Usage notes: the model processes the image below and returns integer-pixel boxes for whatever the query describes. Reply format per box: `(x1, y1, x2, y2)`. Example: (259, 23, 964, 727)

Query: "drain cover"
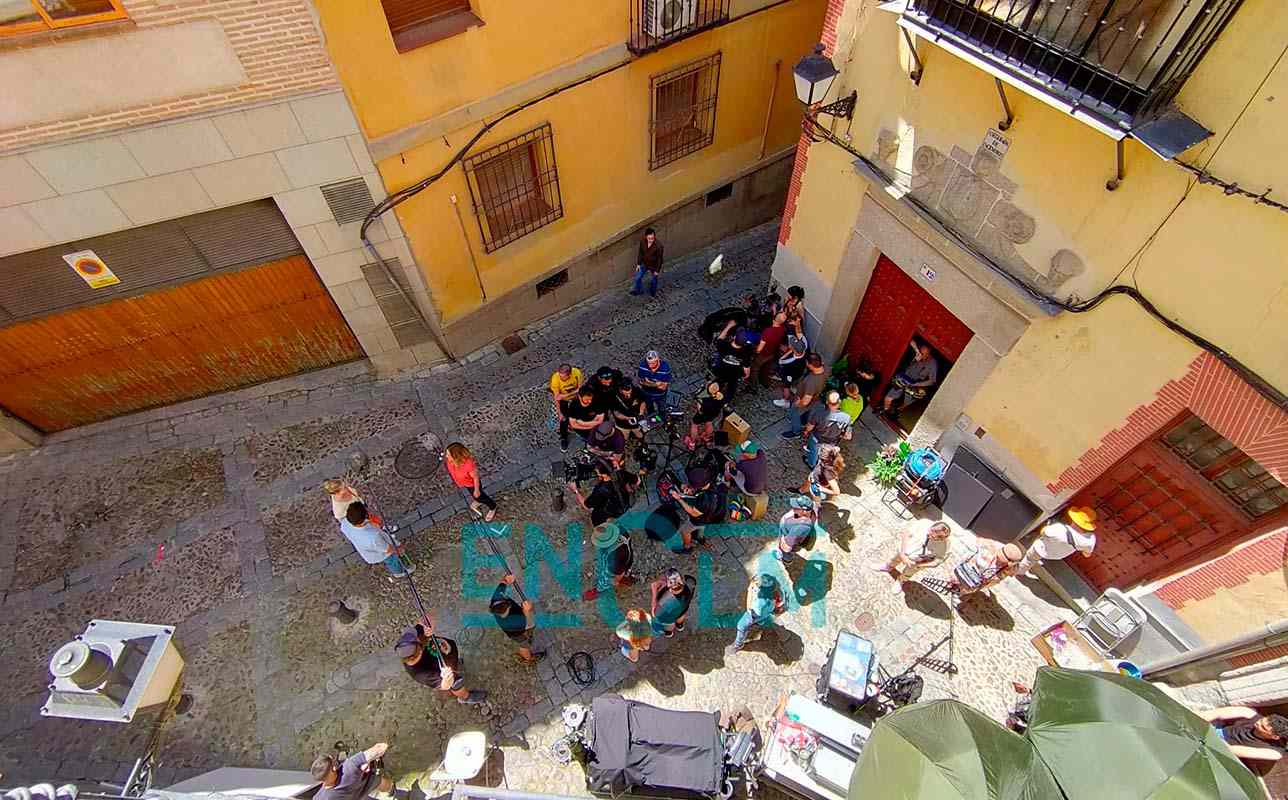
(853, 612, 875, 632)
(500, 334, 527, 354)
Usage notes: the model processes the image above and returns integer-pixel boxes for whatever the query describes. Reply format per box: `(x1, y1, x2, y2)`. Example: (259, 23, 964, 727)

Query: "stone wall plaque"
(983, 128, 1011, 160)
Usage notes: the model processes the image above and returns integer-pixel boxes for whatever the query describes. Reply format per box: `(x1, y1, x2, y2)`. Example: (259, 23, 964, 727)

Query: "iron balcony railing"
(904, 0, 1244, 127)
(628, 0, 731, 54)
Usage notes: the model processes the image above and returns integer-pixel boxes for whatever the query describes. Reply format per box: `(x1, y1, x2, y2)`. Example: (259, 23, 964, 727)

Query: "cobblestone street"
(0, 222, 1074, 796)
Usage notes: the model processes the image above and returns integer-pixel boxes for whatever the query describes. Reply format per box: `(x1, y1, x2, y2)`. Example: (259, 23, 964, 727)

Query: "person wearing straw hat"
(616, 608, 654, 662)
(583, 523, 636, 601)
(1018, 506, 1097, 575)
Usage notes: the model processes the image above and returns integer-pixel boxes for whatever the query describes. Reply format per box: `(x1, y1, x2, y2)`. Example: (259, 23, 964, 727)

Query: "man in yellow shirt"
(550, 363, 584, 452)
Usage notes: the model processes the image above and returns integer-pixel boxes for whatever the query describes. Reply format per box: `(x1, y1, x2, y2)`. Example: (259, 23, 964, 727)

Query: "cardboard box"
(722, 412, 750, 446)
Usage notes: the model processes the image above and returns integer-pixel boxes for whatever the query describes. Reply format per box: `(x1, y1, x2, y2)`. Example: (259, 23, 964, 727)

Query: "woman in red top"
(445, 443, 497, 521)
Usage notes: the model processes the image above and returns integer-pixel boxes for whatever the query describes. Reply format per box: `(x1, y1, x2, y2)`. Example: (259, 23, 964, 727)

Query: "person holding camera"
(395, 616, 487, 705)
(870, 521, 952, 593)
(612, 381, 647, 442)
(665, 468, 717, 552)
(490, 574, 545, 664)
(586, 418, 626, 467)
(572, 460, 638, 526)
(311, 742, 392, 800)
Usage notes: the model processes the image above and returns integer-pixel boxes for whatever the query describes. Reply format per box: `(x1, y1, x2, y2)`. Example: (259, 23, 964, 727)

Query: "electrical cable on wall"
(799, 113, 1287, 412)
(354, 0, 802, 360)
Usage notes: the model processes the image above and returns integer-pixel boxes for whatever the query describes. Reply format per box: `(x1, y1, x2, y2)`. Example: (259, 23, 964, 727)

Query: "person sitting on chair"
(1198, 707, 1287, 765)
(882, 342, 939, 416)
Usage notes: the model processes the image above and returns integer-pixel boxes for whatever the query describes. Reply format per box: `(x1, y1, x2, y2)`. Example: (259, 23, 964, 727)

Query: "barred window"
(649, 53, 721, 170)
(463, 123, 563, 253)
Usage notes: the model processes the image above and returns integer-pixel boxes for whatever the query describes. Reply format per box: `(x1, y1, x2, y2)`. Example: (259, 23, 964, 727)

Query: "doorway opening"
(843, 255, 973, 434)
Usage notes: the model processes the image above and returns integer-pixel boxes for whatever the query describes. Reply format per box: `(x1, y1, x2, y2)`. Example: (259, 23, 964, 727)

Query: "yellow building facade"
(312, 0, 828, 357)
(777, 0, 1287, 661)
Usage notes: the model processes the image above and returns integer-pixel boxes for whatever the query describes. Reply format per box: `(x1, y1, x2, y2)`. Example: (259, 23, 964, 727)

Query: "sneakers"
(616, 575, 638, 588)
(891, 580, 907, 595)
(780, 430, 800, 440)
(772, 399, 790, 409)
(869, 562, 892, 574)
(674, 620, 686, 632)
(581, 587, 601, 601)
(664, 628, 675, 638)
(458, 689, 488, 705)
(523, 650, 548, 664)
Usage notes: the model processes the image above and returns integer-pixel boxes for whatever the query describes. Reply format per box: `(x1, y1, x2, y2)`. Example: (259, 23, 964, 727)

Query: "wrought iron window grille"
(649, 53, 722, 170)
(629, 0, 731, 54)
(463, 123, 564, 253)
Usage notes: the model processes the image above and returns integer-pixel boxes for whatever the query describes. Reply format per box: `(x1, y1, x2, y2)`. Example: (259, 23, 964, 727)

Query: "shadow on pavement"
(900, 581, 951, 620)
(954, 592, 1017, 631)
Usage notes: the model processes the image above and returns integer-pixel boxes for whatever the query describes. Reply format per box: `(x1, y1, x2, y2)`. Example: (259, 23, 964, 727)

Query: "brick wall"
(1154, 528, 1288, 609)
(0, 0, 337, 153)
(777, 0, 846, 247)
(1048, 351, 1288, 495)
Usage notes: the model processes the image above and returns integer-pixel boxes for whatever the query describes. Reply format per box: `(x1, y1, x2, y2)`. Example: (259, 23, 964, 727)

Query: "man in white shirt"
(1018, 506, 1097, 575)
(870, 520, 952, 594)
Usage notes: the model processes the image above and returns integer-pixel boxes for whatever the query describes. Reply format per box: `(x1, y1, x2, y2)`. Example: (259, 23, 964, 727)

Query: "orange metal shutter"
(0, 256, 361, 432)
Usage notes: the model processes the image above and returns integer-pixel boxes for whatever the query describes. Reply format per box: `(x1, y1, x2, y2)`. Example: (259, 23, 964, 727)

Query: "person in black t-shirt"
(590, 366, 622, 412)
(1200, 707, 1288, 765)
(584, 522, 636, 600)
(395, 617, 486, 705)
(613, 381, 647, 442)
(564, 386, 605, 443)
(713, 327, 755, 400)
(489, 574, 545, 664)
(686, 380, 727, 450)
(311, 743, 390, 800)
(573, 460, 638, 525)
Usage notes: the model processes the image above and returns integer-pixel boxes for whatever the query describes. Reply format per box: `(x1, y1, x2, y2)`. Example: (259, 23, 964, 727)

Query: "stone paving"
(0, 221, 1079, 796)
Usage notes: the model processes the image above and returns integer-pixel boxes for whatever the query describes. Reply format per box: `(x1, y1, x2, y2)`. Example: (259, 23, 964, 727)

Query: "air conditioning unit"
(644, 0, 698, 39)
(42, 619, 184, 723)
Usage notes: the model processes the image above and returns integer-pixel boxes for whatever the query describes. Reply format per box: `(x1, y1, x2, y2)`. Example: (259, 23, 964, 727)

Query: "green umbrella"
(1027, 667, 1266, 800)
(849, 700, 1061, 800)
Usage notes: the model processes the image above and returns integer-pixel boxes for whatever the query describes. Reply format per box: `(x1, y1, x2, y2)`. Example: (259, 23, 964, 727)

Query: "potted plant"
(866, 441, 911, 487)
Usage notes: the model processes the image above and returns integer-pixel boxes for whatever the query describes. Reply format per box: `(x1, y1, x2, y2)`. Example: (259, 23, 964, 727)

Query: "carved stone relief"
(870, 128, 1085, 295)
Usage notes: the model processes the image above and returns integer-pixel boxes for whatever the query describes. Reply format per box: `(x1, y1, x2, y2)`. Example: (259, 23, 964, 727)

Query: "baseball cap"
(789, 336, 807, 353)
(645, 350, 660, 361)
(736, 440, 760, 456)
(789, 494, 815, 510)
(595, 366, 616, 380)
(596, 418, 616, 434)
(394, 626, 422, 658)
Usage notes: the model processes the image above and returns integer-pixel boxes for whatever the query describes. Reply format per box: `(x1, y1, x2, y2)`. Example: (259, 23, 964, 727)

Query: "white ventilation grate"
(321, 178, 377, 225)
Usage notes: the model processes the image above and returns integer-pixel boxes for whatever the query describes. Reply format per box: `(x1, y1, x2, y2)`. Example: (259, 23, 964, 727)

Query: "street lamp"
(792, 43, 857, 121)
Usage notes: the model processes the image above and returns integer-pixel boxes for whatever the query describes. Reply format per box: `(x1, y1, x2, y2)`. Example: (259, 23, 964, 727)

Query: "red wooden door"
(844, 255, 973, 400)
(1068, 439, 1250, 591)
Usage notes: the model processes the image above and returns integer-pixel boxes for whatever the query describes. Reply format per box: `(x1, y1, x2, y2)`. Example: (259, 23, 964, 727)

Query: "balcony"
(628, 0, 731, 55)
(900, 0, 1245, 132)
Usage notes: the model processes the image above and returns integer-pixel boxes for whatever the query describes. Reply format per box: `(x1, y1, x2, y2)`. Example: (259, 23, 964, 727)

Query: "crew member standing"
(630, 227, 664, 298)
